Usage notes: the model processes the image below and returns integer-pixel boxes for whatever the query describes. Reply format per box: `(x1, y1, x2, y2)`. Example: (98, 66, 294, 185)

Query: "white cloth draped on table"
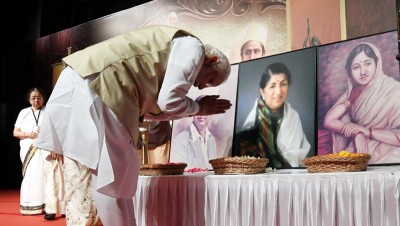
(134, 175, 207, 226)
(134, 167, 400, 226)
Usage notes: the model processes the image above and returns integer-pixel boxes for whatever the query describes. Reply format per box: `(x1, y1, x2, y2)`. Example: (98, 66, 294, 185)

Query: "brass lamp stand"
(139, 121, 150, 164)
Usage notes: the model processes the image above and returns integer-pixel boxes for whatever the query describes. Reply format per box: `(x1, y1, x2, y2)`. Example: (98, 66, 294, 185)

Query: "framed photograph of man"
(317, 30, 400, 165)
(233, 48, 317, 169)
(169, 64, 239, 170)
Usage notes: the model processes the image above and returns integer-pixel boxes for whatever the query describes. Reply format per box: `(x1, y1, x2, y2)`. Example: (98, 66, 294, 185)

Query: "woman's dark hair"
(26, 87, 46, 102)
(345, 43, 378, 77)
(260, 62, 291, 88)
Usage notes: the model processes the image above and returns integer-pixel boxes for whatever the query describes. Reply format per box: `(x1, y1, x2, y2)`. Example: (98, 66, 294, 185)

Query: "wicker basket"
(303, 154, 371, 173)
(140, 162, 187, 176)
(209, 157, 268, 175)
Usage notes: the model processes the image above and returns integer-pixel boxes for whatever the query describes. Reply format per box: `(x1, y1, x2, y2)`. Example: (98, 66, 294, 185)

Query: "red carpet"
(0, 189, 66, 226)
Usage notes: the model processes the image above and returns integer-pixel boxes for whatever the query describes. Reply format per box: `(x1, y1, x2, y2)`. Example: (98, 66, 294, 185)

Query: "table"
(133, 166, 400, 226)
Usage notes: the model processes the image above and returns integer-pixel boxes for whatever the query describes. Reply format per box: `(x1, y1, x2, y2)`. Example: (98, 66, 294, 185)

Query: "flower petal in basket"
(209, 157, 268, 175)
(140, 162, 187, 176)
(303, 154, 371, 173)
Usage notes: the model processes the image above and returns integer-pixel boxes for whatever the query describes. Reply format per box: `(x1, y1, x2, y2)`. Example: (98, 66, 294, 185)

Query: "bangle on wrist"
(354, 131, 364, 138)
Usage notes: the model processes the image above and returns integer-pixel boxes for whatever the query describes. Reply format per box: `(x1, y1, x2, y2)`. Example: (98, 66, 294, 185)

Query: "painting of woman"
(323, 42, 400, 163)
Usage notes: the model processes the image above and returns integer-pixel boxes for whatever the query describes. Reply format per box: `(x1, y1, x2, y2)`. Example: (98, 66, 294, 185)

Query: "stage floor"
(0, 189, 66, 226)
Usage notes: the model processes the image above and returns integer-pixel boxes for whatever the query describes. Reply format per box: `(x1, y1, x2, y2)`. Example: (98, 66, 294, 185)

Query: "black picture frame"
(232, 47, 317, 169)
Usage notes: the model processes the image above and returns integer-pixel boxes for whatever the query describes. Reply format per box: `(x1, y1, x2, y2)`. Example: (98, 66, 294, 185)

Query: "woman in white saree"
(13, 88, 46, 215)
(323, 42, 400, 163)
(13, 87, 65, 218)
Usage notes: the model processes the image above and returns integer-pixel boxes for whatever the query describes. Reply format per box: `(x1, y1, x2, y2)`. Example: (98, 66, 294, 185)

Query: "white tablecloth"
(133, 166, 400, 226)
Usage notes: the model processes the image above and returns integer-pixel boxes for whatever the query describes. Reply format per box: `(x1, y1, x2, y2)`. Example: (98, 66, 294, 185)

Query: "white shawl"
(243, 101, 310, 167)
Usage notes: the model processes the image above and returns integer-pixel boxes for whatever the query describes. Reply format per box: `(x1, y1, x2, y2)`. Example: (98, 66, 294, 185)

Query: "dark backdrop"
(0, 0, 150, 189)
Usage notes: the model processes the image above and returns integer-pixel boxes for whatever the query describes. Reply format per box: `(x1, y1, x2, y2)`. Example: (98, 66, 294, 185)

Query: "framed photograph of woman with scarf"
(318, 30, 400, 165)
(233, 48, 317, 169)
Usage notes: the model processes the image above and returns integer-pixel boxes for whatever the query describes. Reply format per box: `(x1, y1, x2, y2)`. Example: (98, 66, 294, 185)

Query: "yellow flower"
(339, 150, 350, 157)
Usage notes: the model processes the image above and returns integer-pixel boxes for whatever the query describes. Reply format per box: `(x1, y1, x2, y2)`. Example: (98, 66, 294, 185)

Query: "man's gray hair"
(204, 44, 231, 82)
